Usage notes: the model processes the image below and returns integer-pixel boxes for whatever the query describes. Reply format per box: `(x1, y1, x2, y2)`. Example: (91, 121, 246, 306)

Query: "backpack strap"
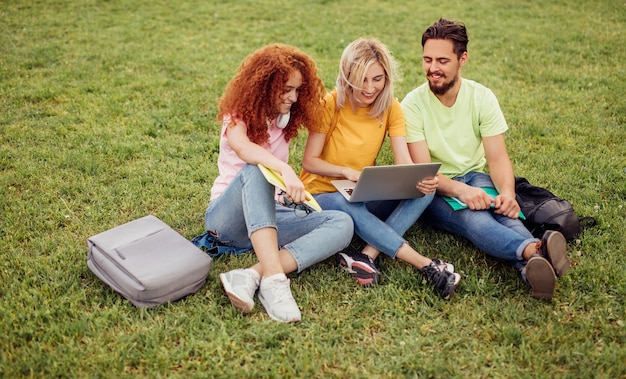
(191, 231, 249, 258)
(579, 216, 597, 230)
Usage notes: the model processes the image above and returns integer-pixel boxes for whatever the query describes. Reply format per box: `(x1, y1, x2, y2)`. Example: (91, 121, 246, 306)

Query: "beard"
(428, 73, 458, 96)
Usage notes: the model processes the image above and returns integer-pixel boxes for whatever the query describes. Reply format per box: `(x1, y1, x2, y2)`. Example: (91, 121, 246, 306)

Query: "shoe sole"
(440, 273, 461, 300)
(258, 293, 301, 323)
(258, 291, 302, 322)
(219, 273, 254, 313)
(544, 231, 569, 278)
(350, 262, 381, 288)
(526, 256, 556, 300)
(338, 254, 381, 287)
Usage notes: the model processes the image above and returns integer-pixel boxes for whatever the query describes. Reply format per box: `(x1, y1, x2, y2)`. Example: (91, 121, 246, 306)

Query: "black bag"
(514, 177, 595, 241)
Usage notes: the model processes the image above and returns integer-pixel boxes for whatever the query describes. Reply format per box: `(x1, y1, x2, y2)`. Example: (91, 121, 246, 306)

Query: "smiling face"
(354, 62, 386, 108)
(276, 69, 303, 115)
(422, 39, 467, 96)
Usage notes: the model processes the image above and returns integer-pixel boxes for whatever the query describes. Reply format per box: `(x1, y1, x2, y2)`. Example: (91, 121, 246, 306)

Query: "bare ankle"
(361, 245, 379, 260)
(523, 243, 537, 261)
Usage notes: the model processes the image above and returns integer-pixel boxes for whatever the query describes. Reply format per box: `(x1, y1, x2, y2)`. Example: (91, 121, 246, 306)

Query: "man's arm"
(408, 140, 470, 202)
(483, 134, 521, 218)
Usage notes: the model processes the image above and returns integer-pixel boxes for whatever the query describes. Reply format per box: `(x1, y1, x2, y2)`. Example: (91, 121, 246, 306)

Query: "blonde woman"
(300, 38, 460, 299)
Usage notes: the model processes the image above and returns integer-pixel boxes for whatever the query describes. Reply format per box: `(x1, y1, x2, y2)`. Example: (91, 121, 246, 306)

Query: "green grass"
(1, 0, 625, 377)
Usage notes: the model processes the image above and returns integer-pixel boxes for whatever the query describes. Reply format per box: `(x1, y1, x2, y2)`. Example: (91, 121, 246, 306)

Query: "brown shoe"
(537, 230, 569, 278)
(525, 255, 556, 300)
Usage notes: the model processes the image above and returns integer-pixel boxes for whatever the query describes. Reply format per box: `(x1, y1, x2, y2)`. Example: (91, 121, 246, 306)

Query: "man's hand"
(493, 193, 521, 219)
(458, 185, 495, 210)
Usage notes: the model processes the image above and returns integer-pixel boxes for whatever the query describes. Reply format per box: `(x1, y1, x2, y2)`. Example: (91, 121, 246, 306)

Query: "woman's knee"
(239, 164, 266, 184)
(323, 210, 354, 243)
(336, 211, 355, 237)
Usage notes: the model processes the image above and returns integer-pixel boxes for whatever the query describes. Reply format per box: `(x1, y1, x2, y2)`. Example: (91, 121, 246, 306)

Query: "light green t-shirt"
(401, 78, 508, 178)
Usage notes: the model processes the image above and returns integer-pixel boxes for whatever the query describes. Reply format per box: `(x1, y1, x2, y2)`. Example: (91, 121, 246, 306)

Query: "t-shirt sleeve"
(401, 89, 425, 143)
(387, 98, 406, 137)
(478, 87, 508, 137)
(311, 92, 336, 134)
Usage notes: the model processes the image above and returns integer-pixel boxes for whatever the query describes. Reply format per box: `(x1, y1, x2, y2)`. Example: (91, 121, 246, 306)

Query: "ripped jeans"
(205, 164, 354, 272)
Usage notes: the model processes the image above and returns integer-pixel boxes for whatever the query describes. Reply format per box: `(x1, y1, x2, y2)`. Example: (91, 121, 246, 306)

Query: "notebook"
(442, 187, 500, 211)
(331, 163, 441, 202)
(442, 187, 526, 219)
(258, 164, 322, 212)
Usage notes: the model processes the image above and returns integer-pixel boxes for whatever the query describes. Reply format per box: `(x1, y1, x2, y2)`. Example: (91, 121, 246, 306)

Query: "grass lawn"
(1, 0, 625, 377)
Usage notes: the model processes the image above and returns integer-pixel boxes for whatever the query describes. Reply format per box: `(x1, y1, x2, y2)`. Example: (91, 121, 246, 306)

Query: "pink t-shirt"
(210, 115, 290, 200)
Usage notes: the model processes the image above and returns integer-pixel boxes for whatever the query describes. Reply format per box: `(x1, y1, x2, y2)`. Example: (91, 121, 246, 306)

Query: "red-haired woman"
(204, 45, 353, 322)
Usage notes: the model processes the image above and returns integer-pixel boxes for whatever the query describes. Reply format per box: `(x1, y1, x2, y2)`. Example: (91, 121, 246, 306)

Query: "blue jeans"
(421, 172, 538, 270)
(313, 192, 434, 258)
(205, 164, 354, 272)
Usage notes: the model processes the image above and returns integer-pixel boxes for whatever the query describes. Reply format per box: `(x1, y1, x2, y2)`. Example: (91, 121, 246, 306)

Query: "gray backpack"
(87, 215, 212, 307)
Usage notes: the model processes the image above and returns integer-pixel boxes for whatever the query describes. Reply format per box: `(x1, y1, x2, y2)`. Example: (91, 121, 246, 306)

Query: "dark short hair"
(422, 18, 469, 59)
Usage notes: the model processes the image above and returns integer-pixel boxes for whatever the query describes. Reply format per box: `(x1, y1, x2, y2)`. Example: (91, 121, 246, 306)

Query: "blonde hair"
(335, 37, 399, 118)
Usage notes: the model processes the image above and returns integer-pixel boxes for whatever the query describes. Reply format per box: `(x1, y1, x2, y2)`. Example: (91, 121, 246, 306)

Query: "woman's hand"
(281, 166, 308, 204)
(416, 173, 439, 195)
(341, 167, 361, 182)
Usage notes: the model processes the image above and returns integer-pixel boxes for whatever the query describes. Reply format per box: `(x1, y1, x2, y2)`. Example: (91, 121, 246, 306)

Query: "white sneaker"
(258, 273, 301, 323)
(219, 269, 260, 313)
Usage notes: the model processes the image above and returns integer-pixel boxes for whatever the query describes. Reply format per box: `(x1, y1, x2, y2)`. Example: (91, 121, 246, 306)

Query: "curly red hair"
(217, 44, 326, 145)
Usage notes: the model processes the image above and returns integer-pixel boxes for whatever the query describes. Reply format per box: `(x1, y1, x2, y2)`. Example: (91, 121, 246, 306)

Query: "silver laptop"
(331, 163, 441, 202)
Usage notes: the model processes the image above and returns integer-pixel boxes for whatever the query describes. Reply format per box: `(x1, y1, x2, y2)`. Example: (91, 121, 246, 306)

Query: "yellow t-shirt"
(301, 90, 406, 194)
